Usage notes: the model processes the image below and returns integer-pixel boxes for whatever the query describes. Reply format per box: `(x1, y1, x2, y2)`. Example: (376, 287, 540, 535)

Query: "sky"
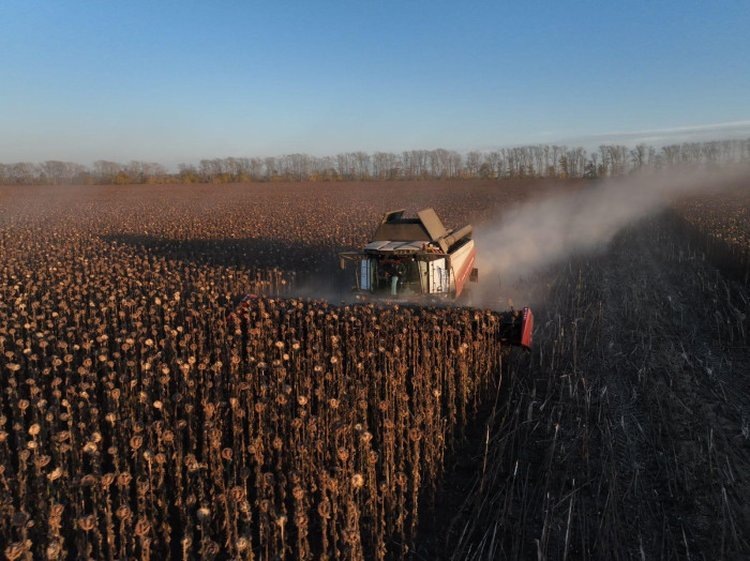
(1, 1, 749, 165)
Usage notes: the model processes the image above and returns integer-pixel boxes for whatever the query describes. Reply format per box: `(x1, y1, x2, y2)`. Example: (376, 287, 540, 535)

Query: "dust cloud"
(474, 165, 750, 307)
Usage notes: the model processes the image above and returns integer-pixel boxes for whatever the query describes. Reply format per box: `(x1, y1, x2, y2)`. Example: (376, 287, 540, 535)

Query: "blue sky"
(1, 1, 749, 165)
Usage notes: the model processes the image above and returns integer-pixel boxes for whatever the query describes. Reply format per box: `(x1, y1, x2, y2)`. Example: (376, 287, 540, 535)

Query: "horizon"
(2, 1, 749, 164)
(2, 134, 750, 172)
(2, 123, 750, 170)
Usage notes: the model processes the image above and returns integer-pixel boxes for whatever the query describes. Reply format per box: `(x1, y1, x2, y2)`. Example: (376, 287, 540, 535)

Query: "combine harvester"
(339, 208, 534, 350)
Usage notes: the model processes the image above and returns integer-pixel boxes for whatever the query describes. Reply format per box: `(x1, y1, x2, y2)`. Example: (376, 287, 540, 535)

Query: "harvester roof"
(372, 208, 448, 242)
(369, 208, 472, 254)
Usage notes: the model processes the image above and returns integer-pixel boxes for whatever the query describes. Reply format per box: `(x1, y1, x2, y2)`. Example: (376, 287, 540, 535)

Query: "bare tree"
(93, 160, 122, 184)
(465, 151, 482, 177)
(264, 157, 277, 180)
(353, 151, 371, 180)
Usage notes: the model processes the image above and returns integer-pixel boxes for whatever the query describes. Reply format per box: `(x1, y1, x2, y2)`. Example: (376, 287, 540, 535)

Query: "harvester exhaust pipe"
(439, 225, 473, 252)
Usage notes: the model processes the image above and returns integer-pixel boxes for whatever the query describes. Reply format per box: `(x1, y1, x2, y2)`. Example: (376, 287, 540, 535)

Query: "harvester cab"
(339, 208, 477, 299)
(339, 208, 534, 349)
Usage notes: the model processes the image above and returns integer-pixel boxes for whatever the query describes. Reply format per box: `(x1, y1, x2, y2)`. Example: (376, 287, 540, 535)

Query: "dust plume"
(474, 165, 750, 306)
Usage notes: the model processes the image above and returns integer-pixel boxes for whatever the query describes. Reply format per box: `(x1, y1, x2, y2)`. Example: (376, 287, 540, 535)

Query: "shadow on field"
(102, 233, 354, 295)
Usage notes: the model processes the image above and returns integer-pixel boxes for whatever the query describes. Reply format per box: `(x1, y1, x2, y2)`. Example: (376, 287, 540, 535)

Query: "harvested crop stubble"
(437, 216, 750, 560)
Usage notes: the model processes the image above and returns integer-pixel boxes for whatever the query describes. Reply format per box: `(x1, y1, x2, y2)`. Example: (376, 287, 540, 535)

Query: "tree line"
(1, 139, 748, 185)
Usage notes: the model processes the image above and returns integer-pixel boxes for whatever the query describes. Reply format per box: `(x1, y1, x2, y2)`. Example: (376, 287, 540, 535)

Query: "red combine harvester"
(229, 208, 533, 350)
(339, 208, 534, 350)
